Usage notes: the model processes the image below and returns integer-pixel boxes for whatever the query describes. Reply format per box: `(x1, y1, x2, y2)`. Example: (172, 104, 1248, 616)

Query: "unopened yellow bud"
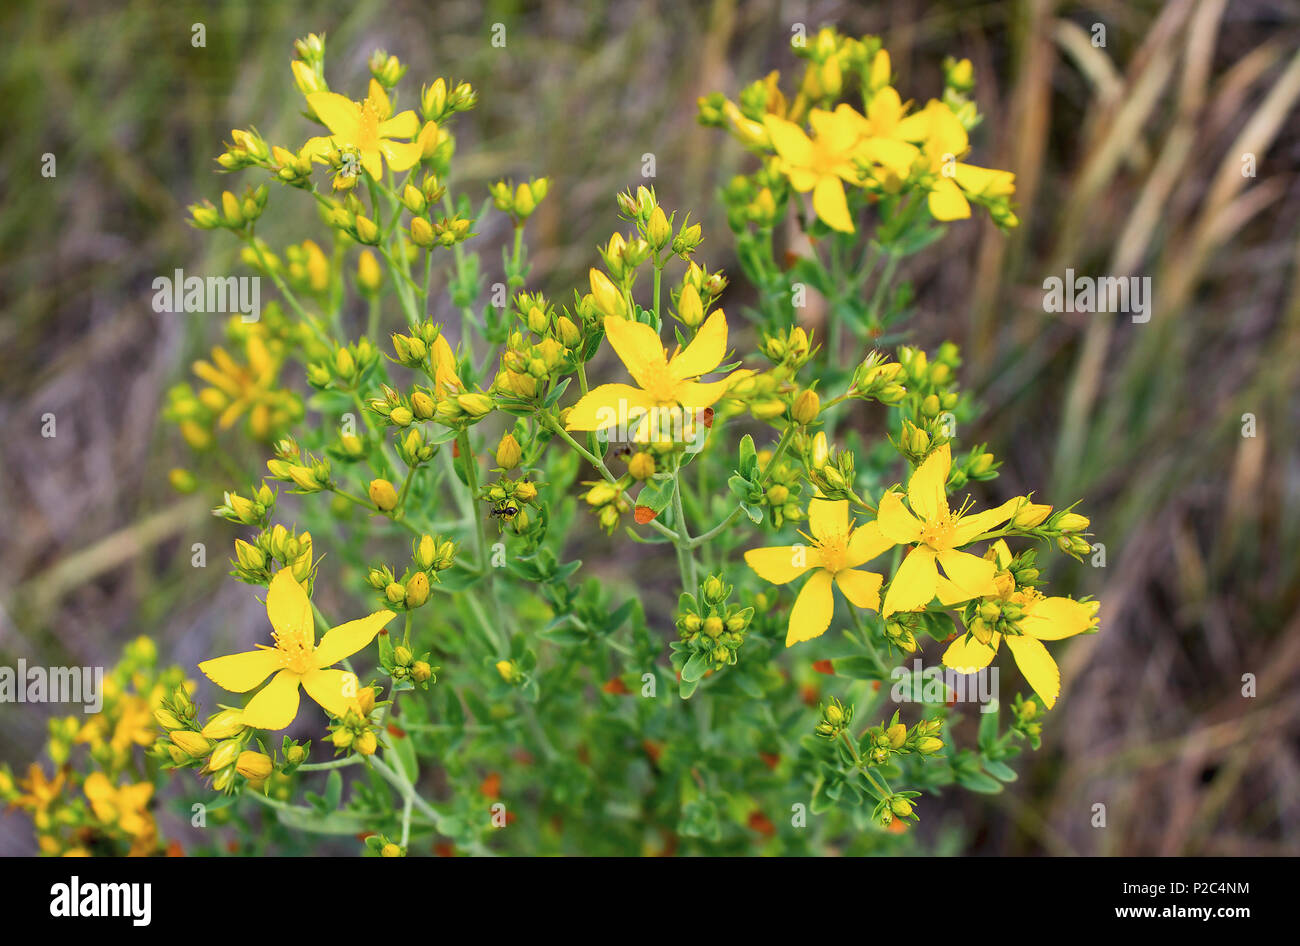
(200, 710, 246, 740)
(677, 284, 704, 328)
(588, 269, 626, 318)
(369, 478, 399, 511)
(628, 452, 656, 480)
(496, 433, 522, 470)
(235, 751, 273, 781)
(357, 251, 383, 293)
(792, 389, 821, 425)
(405, 571, 430, 607)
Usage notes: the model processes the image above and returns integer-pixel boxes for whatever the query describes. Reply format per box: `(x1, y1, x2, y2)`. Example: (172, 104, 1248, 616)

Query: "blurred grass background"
(2, 0, 1298, 855)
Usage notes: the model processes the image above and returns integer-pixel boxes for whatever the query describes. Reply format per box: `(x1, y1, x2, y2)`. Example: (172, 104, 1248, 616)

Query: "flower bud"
(235, 751, 273, 781)
(369, 478, 399, 511)
(496, 433, 522, 470)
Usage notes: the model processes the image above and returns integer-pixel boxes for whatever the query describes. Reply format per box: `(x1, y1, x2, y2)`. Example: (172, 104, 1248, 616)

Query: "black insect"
(489, 505, 519, 520)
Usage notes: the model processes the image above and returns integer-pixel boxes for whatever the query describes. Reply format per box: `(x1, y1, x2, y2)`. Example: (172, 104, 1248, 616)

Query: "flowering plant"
(6, 28, 1098, 856)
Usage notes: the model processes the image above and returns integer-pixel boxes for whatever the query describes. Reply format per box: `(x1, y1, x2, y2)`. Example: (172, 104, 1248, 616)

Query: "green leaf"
(977, 699, 1000, 751)
(983, 759, 1018, 782)
(681, 650, 710, 683)
(955, 770, 1004, 794)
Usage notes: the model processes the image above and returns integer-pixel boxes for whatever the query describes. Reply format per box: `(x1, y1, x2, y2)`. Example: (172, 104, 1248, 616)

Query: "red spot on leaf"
(759, 752, 781, 770)
(634, 505, 657, 524)
(602, 677, 630, 694)
(386, 723, 406, 738)
(480, 772, 501, 799)
(812, 659, 834, 675)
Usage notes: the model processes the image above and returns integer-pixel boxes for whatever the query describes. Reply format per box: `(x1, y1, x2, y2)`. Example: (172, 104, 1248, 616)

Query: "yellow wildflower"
(565, 312, 751, 432)
(877, 444, 1020, 616)
(198, 569, 395, 730)
(304, 79, 423, 180)
(745, 498, 892, 646)
(895, 100, 1015, 221)
(763, 104, 916, 232)
(83, 773, 154, 839)
(192, 335, 282, 436)
(943, 541, 1099, 707)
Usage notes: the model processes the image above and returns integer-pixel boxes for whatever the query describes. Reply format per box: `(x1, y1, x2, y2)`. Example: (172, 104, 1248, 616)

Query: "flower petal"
(882, 545, 938, 616)
(846, 520, 894, 568)
(301, 667, 361, 720)
(359, 148, 384, 181)
(744, 545, 819, 585)
(674, 371, 753, 410)
(379, 110, 419, 139)
(877, 490, 922, 544)
(907, 444, 950, 523)
(564, 383, 652, 431)
(954, 162, 1015, 198)
(1021, 597, 1097, 641)
(603, 316, 667, 388)
(763, 114, 815, 169)
(936, 548, 999, 600)
(1004, 635, 1061, 708)
(786, 570, 835, 646)
(928, 176, 971, 221)
(313, 610, 395, 669)
(238, 670, 302, 731)
(668, 311, 727, 380)
(952, 498, 1020, 546)
(943, 630, 1000, 673)
(306, 92, 361, 139)
(380, 139, 423, 173)
(812, 175, 854, 232)
(835, 568, 883, 610)
(808, 497, 850, 543)
(266, 569, 313, 643)
(198, 648, 282, 694)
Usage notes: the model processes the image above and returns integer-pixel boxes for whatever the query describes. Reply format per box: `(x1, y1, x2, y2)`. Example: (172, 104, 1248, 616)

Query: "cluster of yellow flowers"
(62, 27, 1101, 854)
(1, 638, 188, 856)
(700, 28, 1017, 232)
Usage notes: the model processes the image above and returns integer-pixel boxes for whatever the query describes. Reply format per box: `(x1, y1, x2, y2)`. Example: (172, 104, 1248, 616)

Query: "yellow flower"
(565, 312, 751, 432)
(763, 104, 916, 232)
(14, 764, 64, 814)
(304, 79, 423, 181)
(942, 541, 1098, 707)
(895, 100, 1015, 221)
(876, 444, 1021, 616)
(745, 498, 892, 646)
(192, 335, 282, 435)
(83, 773, 154, 839)
(198, 569, 395, 730)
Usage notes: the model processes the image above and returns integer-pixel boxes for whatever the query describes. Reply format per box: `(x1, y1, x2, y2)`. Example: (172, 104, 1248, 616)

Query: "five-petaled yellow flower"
(745, 498, 893, 646)
(304, 79, 423, 181)
(764, 104, 916, 233)
(895, 99, 1015, 222)
(943, 540, 1098, 707)
(565, 311, 751, 433)
(199, 569, 394, 730)
(877, 444, 1020, 616)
